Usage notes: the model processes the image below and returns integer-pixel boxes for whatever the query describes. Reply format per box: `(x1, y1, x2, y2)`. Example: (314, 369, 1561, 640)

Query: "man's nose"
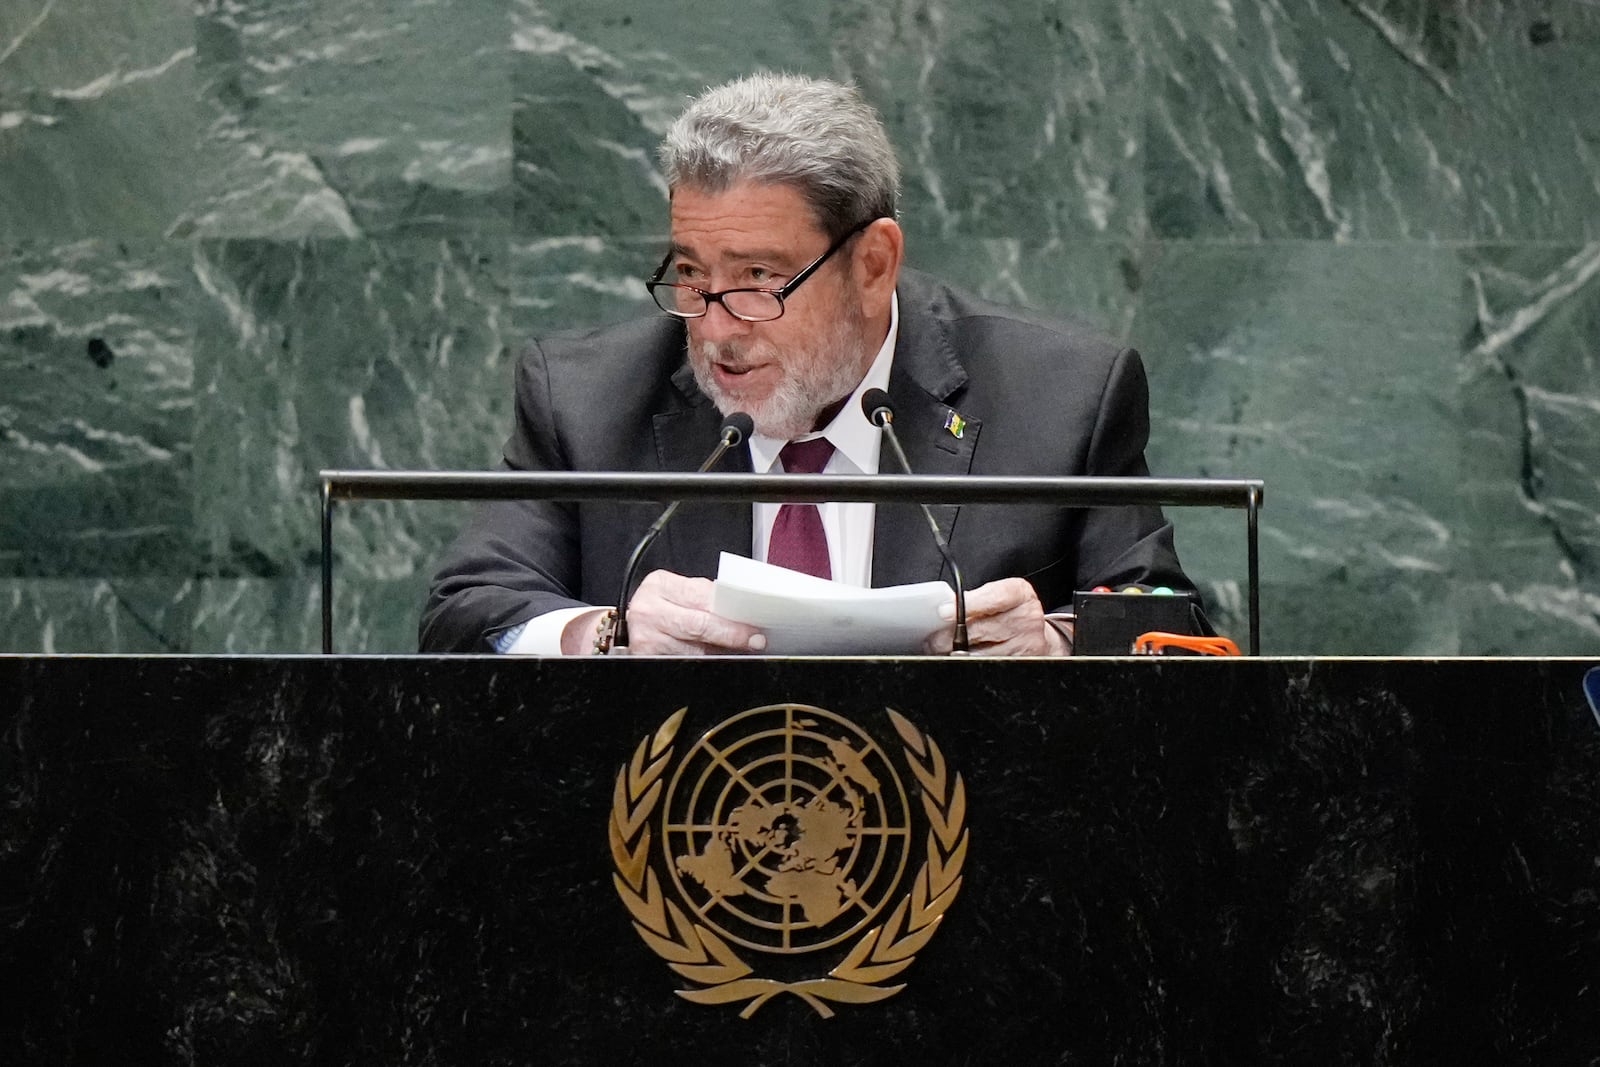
(693, 298, 751, 343)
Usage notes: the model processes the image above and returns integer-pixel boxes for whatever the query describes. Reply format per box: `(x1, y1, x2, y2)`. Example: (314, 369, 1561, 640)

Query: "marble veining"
(1461, 243, 1600, 650)
(184, 0, 511, 239)
(1, 0, 1597, 653)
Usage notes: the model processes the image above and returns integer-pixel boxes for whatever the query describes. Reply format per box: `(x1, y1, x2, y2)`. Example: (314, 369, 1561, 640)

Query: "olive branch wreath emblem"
(608, 707, 968, 1018)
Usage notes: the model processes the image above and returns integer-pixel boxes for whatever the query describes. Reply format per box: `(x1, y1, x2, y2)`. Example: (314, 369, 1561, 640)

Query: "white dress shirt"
(505, 295, 900, 654)
(746, 297, 897, 589)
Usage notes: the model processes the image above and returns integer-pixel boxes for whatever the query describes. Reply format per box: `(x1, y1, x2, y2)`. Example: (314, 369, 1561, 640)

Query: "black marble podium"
(4, 657, 1598, 1065)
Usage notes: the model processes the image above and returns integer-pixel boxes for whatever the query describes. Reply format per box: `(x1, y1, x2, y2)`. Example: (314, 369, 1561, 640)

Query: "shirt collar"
(749, 291, 899, 475)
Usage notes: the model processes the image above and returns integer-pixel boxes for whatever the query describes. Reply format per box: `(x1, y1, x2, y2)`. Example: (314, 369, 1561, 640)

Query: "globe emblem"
(662, 704, 912, 954)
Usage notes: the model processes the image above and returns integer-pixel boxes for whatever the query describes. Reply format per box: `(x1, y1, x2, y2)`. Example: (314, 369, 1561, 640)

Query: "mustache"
(692, 339, 763, 370)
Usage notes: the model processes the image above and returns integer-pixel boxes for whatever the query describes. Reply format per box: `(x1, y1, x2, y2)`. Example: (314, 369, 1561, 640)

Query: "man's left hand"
(927, 577, 1071, 656)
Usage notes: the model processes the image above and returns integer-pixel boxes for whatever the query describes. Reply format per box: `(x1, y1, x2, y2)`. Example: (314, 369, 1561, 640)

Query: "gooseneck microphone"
(860, 389, 970, 654)
(611, 411, 754, 652)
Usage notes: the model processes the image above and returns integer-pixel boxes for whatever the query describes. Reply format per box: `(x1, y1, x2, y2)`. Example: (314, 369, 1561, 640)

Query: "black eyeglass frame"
(646, 216, 879, 322)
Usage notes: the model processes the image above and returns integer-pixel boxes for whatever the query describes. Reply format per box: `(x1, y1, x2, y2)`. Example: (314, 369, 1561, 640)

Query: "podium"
(4, 656, 1598, 1063)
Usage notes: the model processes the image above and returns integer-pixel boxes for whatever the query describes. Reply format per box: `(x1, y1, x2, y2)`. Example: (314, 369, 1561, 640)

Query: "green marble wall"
(2, 0, 1596, 654)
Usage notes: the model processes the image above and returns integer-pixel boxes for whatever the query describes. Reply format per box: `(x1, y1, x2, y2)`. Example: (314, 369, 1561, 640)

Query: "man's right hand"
(599, 570, 767, 655)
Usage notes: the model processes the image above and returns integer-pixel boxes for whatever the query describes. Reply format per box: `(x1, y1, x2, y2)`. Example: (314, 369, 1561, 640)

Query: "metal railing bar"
(317, 470, 1266, 656)
(320, 470, 1264, 508)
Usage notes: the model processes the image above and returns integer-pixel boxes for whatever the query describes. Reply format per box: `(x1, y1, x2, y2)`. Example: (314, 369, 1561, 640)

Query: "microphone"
(611, 411, 754, 652)
(860, 388, 969, 654)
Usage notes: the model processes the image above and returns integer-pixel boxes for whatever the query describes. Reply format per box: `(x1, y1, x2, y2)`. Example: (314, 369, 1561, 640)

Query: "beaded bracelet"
(592, 608, 619, 655)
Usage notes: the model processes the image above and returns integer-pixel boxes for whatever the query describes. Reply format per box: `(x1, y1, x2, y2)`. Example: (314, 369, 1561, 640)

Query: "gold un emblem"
(609, 703, 968, 1018)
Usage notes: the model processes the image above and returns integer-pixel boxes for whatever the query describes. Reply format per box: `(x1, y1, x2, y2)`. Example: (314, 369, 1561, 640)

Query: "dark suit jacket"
(419, 269, 1196, 653)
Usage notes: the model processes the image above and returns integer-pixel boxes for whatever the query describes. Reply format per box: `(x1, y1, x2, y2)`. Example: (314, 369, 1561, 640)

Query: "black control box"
(1072, 589, 1206, 655)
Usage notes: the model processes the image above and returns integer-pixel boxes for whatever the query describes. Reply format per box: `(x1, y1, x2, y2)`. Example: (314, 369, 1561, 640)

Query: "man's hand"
(614, 570, 767, 655)
(927, 577, 1071, 657)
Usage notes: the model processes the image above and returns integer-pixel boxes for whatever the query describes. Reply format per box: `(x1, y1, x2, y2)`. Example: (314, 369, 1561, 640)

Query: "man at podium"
(421, 73, 1198, 656)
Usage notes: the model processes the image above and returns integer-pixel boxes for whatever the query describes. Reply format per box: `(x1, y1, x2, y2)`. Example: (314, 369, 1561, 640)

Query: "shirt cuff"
(491, 622, 528, 654)
(496, 606, 598, 655)
(1043, 612, 1076, 654)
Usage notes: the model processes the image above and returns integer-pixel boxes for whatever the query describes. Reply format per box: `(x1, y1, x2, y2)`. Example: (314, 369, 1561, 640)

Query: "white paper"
(711, 552, 955, 655)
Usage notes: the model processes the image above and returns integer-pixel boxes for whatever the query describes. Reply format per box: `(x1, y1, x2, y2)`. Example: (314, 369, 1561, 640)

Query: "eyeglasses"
(646, 217, 878, 322)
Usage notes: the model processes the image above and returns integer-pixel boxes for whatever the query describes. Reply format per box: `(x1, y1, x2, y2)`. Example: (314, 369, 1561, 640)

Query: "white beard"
(687, 304, 873, 440)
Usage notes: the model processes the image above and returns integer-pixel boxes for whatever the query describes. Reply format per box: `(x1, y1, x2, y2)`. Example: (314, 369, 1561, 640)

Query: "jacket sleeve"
(1067, 346, 1198, 600)
(418, 341, 592, 653)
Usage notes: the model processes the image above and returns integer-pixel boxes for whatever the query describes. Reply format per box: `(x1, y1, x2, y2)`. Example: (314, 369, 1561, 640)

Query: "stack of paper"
(710, 552, 955, 655)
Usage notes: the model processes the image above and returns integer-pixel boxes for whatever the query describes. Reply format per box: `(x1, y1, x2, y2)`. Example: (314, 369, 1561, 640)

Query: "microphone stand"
(864, 395, 970, 655)
(611, 414, 752, 652)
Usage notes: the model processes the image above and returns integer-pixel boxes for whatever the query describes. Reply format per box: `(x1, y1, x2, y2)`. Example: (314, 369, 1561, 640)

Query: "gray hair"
(659, 72, 900, 240)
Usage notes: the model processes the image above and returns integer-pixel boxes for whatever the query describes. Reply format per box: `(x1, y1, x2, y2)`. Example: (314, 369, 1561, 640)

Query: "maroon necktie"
(767, 438, 835, 579)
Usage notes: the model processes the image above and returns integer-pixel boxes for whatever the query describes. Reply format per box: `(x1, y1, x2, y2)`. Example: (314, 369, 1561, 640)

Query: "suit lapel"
(872, 276, 981, 588)
(655, 364, 753, 580)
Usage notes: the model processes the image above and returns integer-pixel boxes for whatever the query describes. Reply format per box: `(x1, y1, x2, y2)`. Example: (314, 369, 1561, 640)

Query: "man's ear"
(853, 218, 904, 318)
